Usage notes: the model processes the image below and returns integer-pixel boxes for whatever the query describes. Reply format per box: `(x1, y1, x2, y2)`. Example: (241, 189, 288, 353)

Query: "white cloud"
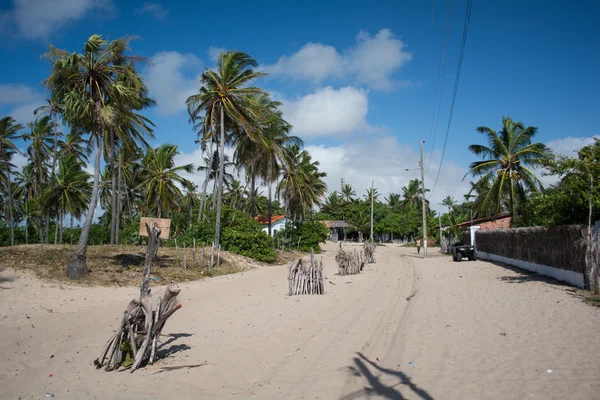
(546, 136, 599, 157)
(263, 29, 412, 90)
(281, 86, 370, 138)
(207, 47, 226, 63)
(135, 2, 167, 19)
(0, 0, 114, 40)
(144, 51, 203, 115)
(306, 136, 470, 214)
(0, 83, 46, 125)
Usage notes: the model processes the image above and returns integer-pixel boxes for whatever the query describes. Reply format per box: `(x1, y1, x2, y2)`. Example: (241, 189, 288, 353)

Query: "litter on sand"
(546, 369, 553, 373)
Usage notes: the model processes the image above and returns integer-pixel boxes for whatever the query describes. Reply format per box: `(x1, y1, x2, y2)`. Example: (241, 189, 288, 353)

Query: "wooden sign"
(139, 217, 172, 239)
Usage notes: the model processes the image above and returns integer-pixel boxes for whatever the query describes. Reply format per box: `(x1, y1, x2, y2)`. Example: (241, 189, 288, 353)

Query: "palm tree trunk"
(586, 174, 594, 290)
(214, 106, 225, 247)
(110, 133, 117, 245)
(4, 162, 14, 246)
(116, 158, 122, 245)
(268, 168, 273, 236)
(250, 174, 256, 217)
(54, 210, 59, 244)
(67, 133, 103, 279)
(59, 209, 63, 244)
(510, 171, 516, 224)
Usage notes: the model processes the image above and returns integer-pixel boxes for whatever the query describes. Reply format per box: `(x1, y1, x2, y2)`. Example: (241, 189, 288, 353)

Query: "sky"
(1, 0, 599, 213)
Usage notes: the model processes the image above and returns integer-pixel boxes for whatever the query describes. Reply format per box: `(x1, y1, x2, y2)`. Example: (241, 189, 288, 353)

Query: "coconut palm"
(224, 178, 246, 210)
(385, 193, 401, 208)
(341, 184, 356, 203)
(196, 149, 235, 214)
(321, 191, 343, 217)
(136, 144, 193, 218)
(34, 98, 63, 176)
(58, 128, 89, 166)
(181, 181, 200, 228)
(234, 93, 299, 234)
(0, 116, 24, 245)
(186, 50, 268, 247)
(22, 116, 54, 244)
(465, 116, 551, 218)
(440, 195, 457, 213)
(43, 156, 92, 242)
(44, 34, 154, 278)
(278, 144, 327, 220)
(401, 179, 429, 211)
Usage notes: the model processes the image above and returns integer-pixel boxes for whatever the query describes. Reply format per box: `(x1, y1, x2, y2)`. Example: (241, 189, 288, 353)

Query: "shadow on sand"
(493, 262, 573, 287)
(0, 272, 16, 289)
(341, 352, 434, 400)
(157, 333, 193, 358)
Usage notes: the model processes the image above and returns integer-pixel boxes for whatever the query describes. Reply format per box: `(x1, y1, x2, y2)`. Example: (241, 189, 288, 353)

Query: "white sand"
(1, 242, 599, 399)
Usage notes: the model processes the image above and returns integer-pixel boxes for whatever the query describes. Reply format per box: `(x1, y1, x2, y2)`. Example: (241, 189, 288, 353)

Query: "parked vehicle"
(451, 242, 477, 262)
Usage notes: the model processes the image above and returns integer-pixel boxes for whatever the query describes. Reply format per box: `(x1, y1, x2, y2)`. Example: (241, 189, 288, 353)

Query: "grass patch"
(582, 292, 600, 307)
(0, 244, 258, 287)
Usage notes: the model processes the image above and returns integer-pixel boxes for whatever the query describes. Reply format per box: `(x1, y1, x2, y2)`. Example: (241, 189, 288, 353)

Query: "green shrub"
(275, 219, 329, 252)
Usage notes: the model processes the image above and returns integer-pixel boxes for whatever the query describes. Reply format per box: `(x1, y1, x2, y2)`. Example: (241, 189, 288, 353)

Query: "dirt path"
(1, 242, 599, 399)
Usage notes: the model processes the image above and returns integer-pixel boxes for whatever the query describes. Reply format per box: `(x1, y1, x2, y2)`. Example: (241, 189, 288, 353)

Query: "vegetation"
(0, 30, 598, 284)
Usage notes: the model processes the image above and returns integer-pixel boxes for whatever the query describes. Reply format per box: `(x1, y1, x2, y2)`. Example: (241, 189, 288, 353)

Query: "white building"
(254, 215, 287, 237)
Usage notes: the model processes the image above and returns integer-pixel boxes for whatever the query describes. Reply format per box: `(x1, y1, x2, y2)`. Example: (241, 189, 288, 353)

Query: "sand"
(1, 242, 599, 399)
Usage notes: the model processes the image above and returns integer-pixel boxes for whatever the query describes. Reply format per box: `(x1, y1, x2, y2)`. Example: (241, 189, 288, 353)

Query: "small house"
(320, 220, 350, 241)
(456, 213, 512, 245)
(254, 215, 287, 237)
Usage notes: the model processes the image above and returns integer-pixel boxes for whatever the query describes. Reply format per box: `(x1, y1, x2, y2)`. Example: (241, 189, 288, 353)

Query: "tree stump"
(93, 223, 182, 372)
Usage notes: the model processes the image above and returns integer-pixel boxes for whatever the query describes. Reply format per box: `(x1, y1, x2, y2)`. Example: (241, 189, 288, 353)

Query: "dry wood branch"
(335, 244, 365, 275)
(364, 241, 376, 264)
(288, 249, 324, 296)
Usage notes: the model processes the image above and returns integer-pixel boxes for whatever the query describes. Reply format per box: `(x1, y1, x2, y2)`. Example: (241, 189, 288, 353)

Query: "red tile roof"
(254, 215, 286, 225)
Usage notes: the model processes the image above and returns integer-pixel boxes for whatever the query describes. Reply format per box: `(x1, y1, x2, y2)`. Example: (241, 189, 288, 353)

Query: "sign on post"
(139, 217, 172, 239)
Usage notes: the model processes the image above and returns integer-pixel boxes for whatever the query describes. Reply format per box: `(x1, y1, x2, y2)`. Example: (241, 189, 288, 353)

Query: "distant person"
(416, 239, 421, 254)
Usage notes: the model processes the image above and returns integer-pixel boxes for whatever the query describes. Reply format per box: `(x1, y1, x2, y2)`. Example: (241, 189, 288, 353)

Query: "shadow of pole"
(340, 352, 434, 400)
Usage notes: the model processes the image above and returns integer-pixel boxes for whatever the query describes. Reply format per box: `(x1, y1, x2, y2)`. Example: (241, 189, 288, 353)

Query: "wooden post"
(193, 238, 196, 267)
(211, 242, 214, 268)
(175, 238, 178, 250)
(217, 244, 221, 268)
(183, 242, 187, 269)
(201, 242, 205, 268)
(141, 222, 161, 299)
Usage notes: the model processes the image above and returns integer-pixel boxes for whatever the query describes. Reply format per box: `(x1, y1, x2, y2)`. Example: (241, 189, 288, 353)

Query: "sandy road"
(1, 241, 599, 399)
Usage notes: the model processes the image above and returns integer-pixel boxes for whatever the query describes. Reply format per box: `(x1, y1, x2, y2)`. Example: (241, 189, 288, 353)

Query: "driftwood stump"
(364, 241, 376, 264)
(288, 249, 324, 295)
(335, 243, 365, 275)
(94, 222, 182, 373)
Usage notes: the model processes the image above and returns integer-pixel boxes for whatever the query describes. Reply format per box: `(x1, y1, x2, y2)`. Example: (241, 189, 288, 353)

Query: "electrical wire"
(426, 0, 454, 162)
(430, 0, 472, 197)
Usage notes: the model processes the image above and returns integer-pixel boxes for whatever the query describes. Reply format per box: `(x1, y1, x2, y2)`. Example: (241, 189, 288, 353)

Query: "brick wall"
(479, 217, 511, 230)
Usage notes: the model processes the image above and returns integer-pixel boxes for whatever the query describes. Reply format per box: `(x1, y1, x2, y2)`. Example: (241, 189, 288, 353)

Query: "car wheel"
(456, 252, 462, 262)
(472, 252, 477, 261)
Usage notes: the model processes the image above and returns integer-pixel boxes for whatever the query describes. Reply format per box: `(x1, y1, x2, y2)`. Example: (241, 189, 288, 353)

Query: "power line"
(430, 0, 473, 197)
(426, 0, 454, 161)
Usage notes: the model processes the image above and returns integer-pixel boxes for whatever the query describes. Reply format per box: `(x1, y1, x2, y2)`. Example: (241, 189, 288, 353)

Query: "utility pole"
(370, 180, 374, 242)
(420, 138, 428, 258)
(439, 214, 443, 252)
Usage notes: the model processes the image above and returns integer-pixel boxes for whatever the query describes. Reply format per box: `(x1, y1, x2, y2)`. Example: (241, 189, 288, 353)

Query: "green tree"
(44, 34, 154, 278)
(465, 116, 551, 219)
(137, 144, 193, 218)
(187, 50, 267, 249)
(0, 116, 24, 245)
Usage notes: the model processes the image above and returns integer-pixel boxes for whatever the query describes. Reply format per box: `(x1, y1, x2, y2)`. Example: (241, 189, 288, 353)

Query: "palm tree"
(465, 116, 551, 218)
(43, 156, 92, 242)
(385, 193, 401, 208)
(277, 144, 327, 220)
(440, 195, 457, 213)
(58, 128, 89, 166)
(224, 178, 246, 210)
(402, 179, 429, 211)
(44, 34, 154, 278)
(181, 181, 200, 228)
(0, 116, 24, 246)
(196, 149, 235, 214)
(341, 184, 356, 202)
(364, 187, 380, 203)
(321, 191, 343, 217)
(136, 144, 193, 218)
(234, 93, 299, 234)
(186, 50, 268, 248)
(22, 116, 54, 244)
(34, 98, 63, 176)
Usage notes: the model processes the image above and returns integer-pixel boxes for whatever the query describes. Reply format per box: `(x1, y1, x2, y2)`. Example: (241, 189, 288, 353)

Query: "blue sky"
(1, 0, 599, 211)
